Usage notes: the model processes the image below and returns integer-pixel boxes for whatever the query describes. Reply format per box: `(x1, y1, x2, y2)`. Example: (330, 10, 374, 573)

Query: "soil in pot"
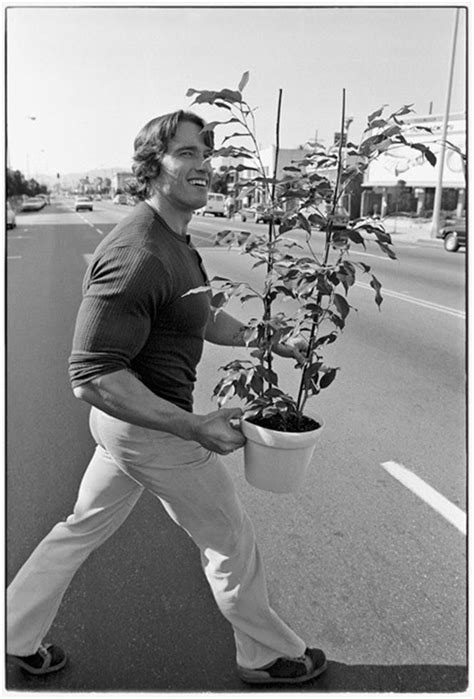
(246, 413, 321, 433)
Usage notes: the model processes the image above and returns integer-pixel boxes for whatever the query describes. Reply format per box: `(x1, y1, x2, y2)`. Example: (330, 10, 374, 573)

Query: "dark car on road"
(436, 216, 466, 252)
(113, 193, 128, 205)
(239, 204, 284, 224)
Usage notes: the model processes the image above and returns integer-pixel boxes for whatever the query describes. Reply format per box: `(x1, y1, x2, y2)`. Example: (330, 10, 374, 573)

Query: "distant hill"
(35, 166, 130, 189)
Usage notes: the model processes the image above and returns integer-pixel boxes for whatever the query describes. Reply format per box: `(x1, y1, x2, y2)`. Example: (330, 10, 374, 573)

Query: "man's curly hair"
(132, 110, 214, 200)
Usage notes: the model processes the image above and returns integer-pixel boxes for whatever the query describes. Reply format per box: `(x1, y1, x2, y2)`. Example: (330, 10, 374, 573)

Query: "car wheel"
(241, 214, 247, 222)
(444, 232, 459, 252)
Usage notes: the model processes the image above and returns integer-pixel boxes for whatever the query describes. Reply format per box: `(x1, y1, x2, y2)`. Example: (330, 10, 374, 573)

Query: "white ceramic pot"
(240, 415, 324, 494)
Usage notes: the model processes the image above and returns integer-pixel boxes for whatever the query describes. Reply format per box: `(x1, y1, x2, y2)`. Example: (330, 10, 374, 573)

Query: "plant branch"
(262, 89, 283, 391)
(295, 88, 347, 418)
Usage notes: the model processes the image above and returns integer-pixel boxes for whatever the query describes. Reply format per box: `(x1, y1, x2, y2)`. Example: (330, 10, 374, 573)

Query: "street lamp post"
(25, 115, 37, 179)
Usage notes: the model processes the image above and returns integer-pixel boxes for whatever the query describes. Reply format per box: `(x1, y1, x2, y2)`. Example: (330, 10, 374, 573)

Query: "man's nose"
(200, 156, 213, 174)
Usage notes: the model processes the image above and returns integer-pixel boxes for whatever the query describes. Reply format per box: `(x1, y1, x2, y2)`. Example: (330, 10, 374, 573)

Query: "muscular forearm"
(205, 310, 307, 363)
(73, 369, 199, 440)
(204, 310, 251, 346)
(73, 368, 245, 455)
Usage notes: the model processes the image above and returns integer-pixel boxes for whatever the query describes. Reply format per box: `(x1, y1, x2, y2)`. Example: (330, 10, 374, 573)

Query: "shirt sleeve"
(68, 245, 170, 387)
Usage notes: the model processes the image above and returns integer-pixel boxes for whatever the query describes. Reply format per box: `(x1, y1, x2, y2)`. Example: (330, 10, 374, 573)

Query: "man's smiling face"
(155, 120, 213, 212)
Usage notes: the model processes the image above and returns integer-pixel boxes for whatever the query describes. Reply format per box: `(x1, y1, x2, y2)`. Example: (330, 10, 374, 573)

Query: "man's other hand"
(273, 336, 308, 366)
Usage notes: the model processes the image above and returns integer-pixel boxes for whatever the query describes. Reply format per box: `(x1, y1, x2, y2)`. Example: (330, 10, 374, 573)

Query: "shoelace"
(37, 644, 52, 668)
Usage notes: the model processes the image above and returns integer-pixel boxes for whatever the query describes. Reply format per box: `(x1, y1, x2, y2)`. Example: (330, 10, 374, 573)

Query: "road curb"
(415, 238, 445, 247)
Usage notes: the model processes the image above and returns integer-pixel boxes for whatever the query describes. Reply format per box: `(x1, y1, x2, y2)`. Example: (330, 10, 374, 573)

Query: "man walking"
(6, 110, 327, 685)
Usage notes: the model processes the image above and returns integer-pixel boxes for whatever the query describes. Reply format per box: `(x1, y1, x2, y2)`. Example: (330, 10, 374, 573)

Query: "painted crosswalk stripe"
(382, 460, 466, 535)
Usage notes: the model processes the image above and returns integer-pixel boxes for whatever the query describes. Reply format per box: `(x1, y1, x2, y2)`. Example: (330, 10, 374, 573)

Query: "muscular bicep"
(69, 247, 165, 387)
(69, 292, 152, 386)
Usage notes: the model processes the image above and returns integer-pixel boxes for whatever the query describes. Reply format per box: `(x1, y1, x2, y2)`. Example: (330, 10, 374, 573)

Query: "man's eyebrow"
(175, 144, 202, 152)
(174, 144, 213, 153)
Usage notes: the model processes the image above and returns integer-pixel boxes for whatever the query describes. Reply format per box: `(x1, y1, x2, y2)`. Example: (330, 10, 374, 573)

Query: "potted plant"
(186, 73, 436, 493)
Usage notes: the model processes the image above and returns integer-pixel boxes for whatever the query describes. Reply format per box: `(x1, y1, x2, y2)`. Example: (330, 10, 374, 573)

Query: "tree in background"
(211, 165, 235, 195)
(7, 168, 48, 198)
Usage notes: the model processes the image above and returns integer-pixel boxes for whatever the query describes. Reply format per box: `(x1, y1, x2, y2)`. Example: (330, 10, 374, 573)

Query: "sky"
(6, 2, 467, 181)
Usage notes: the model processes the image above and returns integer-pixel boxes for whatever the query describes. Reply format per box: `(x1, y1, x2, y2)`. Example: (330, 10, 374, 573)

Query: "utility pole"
(430, 8, 460, 238)
(25, 115, 37, 178)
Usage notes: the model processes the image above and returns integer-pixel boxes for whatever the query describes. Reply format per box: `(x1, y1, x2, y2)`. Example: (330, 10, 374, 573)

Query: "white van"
(196, 193, 226, 217)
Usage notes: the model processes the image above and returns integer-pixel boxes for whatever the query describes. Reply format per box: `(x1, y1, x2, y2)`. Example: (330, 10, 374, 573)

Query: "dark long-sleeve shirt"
(69, 202, 210, 412)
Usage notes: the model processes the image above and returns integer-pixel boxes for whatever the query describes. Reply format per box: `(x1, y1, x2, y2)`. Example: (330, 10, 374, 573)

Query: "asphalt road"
(5, 199, 467, 692)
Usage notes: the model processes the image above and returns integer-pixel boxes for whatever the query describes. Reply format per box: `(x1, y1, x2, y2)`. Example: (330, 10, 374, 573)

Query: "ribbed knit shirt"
(69, 202, 211, 412)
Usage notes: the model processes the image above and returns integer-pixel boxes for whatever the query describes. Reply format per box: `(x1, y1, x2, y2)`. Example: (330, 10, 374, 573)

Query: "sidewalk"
(380, 216, 443, 247)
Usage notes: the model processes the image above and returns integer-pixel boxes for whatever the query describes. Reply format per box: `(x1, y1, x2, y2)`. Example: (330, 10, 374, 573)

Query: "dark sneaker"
(237, 647, 327, 684)
(7, 643, 67, 675)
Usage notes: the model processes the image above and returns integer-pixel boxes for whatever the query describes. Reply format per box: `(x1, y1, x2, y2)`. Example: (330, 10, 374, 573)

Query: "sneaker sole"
(8, 654, 67, 675)
(237, 658, 327, 684)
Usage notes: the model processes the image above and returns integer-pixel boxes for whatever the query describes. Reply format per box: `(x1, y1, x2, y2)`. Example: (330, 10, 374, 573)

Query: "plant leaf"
(409, 142, 437, 167)
(319, 368, 338, 389)
(211, 292, 227, 309)
(238, 71, 250, 92)
(347, 229, 366, 248)
(367, 105, 388, 124)
(182, 285, 210, 297)
(376, 241, 397, 260)
(370, 275, 383, 308)
(333, 293, 350, 319)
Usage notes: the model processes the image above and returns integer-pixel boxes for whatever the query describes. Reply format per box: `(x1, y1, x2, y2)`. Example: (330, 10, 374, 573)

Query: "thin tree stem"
(295, 88, 347, 417)
(263, 89, 283, 388)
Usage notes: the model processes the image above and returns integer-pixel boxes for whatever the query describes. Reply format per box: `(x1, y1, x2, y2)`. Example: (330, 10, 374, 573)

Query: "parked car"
(436, 216, 466, 252)
(75, 196, 93, 212)
(113, 193, 128, 205)
(304, 204, 350, 231)
(7, 201, 16, 229)
(195, 192, 226, 217)
(37, 193, 50, 205)
(329, 205, 350, 230)
(21, 197, 46, 212)
(239, 204, 284, 224)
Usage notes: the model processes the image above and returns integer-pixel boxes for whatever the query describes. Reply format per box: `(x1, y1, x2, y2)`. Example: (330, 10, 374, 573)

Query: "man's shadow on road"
(6, 660, 467, 693)
(246, 661, 467, 692)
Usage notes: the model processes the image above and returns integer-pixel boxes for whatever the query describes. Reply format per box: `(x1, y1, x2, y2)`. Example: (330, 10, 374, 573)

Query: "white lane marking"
(382, 461, 466, 535)
(356, 281, 465, 318)
(349, 249, 387, 260)
(74, 209, 104, 236)
(7, 255, 21, 259)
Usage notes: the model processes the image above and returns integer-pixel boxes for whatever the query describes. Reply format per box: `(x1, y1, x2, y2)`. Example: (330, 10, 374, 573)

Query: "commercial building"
(212, 146, 308, 208)
(360, 112, 465, 217)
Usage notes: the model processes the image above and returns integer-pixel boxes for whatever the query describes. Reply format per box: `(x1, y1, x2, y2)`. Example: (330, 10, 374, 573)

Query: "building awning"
(362, 182, 464, 189)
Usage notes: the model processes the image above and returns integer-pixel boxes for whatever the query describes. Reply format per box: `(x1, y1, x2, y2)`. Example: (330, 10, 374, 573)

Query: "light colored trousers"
(7, 407, 306, 669)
